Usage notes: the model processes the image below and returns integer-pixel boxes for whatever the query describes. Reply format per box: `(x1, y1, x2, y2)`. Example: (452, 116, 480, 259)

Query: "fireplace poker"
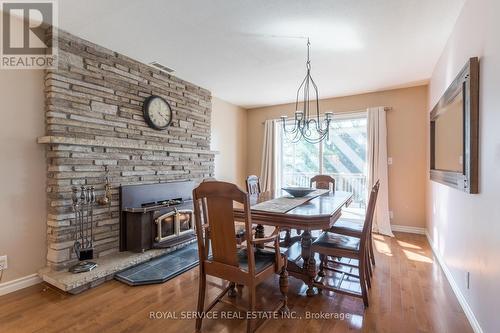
(90, 186, 95, 249)
(80, 185, 85, 248)
(85, 187, 90, 248)
(71, 187, 81, 256)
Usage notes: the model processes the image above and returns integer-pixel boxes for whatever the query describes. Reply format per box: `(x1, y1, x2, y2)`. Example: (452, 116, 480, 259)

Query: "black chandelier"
(281, 39, 332, 144)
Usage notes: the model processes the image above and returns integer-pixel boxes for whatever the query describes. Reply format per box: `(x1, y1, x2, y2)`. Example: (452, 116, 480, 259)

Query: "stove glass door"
(155, 209, 194, 244)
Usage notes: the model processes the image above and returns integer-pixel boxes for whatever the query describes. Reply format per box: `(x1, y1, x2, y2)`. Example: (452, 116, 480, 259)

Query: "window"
(278, 112, 368, 207)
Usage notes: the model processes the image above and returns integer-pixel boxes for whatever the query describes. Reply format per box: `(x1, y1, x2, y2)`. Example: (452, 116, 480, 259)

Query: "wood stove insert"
(120, 181, 196, 253)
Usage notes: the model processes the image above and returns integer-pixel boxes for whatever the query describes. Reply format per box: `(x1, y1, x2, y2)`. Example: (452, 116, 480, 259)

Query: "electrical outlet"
(0, 255, 7, 270)
(389, 211, 394, 219)
(388, 157, 393, 165)
(466, 272, 471, 289)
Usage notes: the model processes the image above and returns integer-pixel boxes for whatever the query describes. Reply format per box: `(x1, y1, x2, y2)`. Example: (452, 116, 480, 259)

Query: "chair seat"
(311, 232, 360, 252)
(330, 219, 364, 236)
(237, 249, 276, 273)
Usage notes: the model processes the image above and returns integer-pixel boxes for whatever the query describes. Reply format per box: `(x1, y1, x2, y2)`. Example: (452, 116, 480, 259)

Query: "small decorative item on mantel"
(69, 184, 97, 274)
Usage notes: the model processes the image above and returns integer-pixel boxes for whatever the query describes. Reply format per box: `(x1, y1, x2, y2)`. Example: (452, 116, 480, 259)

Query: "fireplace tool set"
(69, 185, 97, 273)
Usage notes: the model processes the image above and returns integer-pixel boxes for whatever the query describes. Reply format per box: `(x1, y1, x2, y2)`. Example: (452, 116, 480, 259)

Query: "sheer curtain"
(260, 119, 279, 191)
(367, 107, 394, 237)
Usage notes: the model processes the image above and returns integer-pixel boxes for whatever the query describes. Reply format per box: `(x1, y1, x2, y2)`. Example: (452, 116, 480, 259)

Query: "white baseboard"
(0, 273, 42, 296)
(425, 230, 483, 333)
(391, 224, 425, 234)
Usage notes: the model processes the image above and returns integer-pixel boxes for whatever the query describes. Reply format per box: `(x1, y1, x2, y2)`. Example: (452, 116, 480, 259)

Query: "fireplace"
(120, 181, 196, 253)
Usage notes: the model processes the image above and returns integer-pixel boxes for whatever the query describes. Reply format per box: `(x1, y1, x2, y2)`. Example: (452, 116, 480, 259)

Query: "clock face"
(143, 96, 172, 130)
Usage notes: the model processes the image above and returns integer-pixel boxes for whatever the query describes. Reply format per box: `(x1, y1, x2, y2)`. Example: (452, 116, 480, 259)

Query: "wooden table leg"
(255, 224, 265, 249)
(300, 229, 317, 296)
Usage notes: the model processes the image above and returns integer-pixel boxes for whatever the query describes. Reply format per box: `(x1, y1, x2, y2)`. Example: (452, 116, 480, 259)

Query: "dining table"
(233, 189, 353, 296)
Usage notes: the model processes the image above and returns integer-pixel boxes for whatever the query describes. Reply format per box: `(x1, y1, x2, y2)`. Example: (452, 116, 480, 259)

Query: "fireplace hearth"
(120, 181, 196, 253)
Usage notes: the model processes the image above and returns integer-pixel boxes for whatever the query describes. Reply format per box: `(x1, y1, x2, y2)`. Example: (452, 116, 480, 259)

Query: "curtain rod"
(261, 106, 393, 124)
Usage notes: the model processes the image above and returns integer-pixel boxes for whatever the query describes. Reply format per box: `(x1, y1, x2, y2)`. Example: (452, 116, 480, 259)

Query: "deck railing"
(282, 172, 367, 208)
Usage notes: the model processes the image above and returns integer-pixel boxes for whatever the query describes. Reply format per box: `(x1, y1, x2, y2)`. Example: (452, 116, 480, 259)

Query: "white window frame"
(276, 110, 368, 190)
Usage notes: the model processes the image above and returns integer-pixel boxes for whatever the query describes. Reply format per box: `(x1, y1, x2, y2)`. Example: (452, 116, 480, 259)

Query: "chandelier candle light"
(281, 38, 332, 144)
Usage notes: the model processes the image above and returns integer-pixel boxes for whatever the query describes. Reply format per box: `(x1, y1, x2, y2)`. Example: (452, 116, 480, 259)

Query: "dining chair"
(321, 180, 380, 284)
(246, 175, 300, 247)
(311, 181, 380, 307)
(245, 175, 266, 246)
(245, 175, 261, 195)
(308, 174, 336, 241)
(310, 174, 336, 191)
(246, 175, 299, 247)
(193, 181, 289, 333)
(328, 180, 380, 268)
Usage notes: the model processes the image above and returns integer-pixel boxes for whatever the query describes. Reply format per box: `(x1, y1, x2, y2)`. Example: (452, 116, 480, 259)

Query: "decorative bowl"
(281, 187, 315, 198)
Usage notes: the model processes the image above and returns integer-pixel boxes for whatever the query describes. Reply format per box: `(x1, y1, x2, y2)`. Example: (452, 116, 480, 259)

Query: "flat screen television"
(430, 57, 479, 193)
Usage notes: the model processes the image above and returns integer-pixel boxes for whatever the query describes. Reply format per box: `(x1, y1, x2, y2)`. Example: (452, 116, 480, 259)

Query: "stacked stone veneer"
(41, 30, 215, 271)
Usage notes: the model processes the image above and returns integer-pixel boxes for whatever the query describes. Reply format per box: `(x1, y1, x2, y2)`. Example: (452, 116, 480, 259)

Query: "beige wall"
(0, 70, 47, 283)
(247, 86, 428, 228)
(211, 97, 247, 188)
(427, 0, 500, 331)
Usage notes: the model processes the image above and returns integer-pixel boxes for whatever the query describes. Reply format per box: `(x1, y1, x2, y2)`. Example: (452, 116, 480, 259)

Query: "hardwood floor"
(0, 233, 473, 333)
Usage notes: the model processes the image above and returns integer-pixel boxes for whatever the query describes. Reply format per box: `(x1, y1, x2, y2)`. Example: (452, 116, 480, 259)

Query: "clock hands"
(157, 112, 170, 122)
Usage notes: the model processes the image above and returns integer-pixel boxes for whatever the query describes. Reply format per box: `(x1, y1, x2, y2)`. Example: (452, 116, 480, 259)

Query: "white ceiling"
(57, 0, 465, 108)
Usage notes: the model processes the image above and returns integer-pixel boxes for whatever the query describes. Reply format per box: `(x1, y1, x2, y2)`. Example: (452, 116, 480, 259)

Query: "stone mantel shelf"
(37, 136, 219, 155)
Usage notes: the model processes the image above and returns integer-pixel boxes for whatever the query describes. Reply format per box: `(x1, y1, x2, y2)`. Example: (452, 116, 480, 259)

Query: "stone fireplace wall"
(40, 30, 215, 271)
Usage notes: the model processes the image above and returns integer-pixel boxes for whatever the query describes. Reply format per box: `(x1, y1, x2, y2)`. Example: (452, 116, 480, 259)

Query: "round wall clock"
(143, 95, 173, 130)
